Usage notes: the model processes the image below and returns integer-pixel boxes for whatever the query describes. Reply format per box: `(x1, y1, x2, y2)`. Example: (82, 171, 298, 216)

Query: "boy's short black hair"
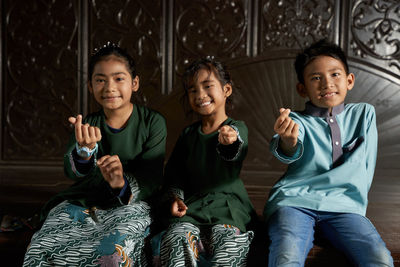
(294, 39, 349, 84)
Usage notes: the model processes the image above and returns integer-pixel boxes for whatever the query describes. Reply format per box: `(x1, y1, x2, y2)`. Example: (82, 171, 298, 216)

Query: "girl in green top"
(156, 57, 255, 267)
(23, 43, 166, 267)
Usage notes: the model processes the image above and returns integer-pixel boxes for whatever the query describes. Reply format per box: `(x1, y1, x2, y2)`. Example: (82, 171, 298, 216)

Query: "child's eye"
(311, 76, 320, 81)
(95, 79, 105, 83)
(332, 73, 340, 77)
(116, 77, 125, 81)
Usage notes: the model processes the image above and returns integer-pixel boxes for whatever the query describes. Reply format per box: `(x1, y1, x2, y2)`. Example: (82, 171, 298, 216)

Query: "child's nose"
(198, 88, 208, 99)
(322, 76, 334, 89)
(104, 80, 116, 91)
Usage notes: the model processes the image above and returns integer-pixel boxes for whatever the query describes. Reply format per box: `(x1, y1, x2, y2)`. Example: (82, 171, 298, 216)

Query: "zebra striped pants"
(159, 222, 254, 267)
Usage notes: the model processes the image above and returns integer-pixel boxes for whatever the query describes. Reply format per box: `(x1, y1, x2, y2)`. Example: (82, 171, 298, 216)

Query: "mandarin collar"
(302, 101, 345, 117)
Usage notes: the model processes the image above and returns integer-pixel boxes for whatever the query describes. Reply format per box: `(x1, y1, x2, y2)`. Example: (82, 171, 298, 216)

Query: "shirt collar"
(303, 101, 345, 117)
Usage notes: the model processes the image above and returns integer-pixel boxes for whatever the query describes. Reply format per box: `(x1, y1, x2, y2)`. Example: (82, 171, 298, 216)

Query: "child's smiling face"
(187, 68, 231, 118)
(296, 55, 355, 112)
(89, 56, 138, 113)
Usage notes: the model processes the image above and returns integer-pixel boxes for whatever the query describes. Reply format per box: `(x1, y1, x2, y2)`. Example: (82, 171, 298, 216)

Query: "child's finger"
(292, 122, 299, 136)
(81, 124, 90, 144)
(95, 127, 102, 141)
(75, 115, 83, 142)
(279, 108, 291, 114)
(98, 155, 119, 168)
(88, 126, 96, 140)
(275, 116, 290, 134)
(68, 116, 77, 125)
(97, 155, 110, 166)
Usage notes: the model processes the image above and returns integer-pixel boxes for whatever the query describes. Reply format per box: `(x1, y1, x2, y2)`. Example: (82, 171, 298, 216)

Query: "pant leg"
(267, 207, 316, 267)
(208, 224, 254, 267)
(160, 222, 200, 267)
(318, 212, 394, 267)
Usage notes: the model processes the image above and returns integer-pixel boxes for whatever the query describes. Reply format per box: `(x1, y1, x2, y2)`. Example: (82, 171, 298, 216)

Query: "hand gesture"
(218, 125, 238, 145)
(97, 155, 125, 189)
(274, 108, 299, 154)
(69, 115, 101, 150)
(171, 198, 187, 217)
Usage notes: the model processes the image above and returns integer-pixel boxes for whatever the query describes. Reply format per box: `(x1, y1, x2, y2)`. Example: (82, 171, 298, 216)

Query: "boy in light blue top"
(264, 39, 393, 266)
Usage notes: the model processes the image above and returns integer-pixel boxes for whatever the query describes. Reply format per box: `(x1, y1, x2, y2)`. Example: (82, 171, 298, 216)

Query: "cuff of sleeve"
(118, 175, 129, 197)
(270, 135, 303, 164)
(216, 125, 244, 161)
(69, 149, 96, 177)
(169, 187, 184, 201)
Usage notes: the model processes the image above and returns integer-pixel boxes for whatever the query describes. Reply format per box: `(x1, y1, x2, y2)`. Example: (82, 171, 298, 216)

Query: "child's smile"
(188, 69, 230, 118)
(297, 55, 355, 112)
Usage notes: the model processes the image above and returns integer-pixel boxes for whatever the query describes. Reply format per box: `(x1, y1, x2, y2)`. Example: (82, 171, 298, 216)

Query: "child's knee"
(360, 243, 393, 267)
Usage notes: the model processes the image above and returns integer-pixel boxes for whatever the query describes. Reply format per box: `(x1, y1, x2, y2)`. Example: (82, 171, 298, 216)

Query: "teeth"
(199, 101, 211, 107)
(322, 92, 336, 97)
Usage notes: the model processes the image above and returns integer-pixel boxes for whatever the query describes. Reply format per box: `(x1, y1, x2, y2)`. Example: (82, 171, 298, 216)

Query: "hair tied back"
(92, 41, 119, 55)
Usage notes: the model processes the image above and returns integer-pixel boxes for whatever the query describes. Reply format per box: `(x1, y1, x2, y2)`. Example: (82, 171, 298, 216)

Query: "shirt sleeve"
(364, 105, 378, 190)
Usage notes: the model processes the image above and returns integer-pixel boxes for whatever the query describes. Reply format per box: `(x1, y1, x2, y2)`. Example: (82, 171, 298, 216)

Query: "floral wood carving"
(351, 0, 400, 75)
(4, 0, 78, 160)
(174, 0, 248, 78)
(260, 0, 336, 51)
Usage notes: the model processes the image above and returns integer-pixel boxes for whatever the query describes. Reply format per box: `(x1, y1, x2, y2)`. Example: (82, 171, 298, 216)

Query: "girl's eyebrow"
(200, 79, 213, 84)
(93, 72, 127, 77)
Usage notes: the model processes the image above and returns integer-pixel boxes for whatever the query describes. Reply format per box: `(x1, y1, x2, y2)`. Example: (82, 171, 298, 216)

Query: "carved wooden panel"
(349, 0, 400, 80)
(1, 0, 399, 190)
(89, 0, 163, 109)
(173, 0, 249, 88)
(2, 0, 78, 162)
(259, 0, 338, 54)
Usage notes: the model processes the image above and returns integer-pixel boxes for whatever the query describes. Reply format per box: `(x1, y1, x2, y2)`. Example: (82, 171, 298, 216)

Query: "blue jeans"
(268, 206, 394, 267)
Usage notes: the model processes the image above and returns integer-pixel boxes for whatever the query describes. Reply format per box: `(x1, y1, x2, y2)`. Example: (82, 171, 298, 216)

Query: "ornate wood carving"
(174, 0, 249, 82)
(3, 0, 78, 161)
(260, 0, 337, 53)
(350, 0, 400, 78)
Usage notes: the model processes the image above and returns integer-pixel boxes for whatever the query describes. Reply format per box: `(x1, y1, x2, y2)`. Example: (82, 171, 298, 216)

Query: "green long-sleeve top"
(165, 118, 255, 232)
(41, 105, 166, 220)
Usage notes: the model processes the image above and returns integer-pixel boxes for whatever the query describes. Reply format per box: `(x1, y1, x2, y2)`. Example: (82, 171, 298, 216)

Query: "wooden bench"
(1, 168, 399, 266)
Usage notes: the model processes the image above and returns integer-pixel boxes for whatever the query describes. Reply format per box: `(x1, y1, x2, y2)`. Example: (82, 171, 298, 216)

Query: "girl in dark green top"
(158, 57, 255, 267)
(24, 43, 166, 267)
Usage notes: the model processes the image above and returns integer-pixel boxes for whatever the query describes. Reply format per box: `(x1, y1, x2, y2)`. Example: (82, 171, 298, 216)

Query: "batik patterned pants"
(23, 200, 151, 267)
(158, 222, 254, 267)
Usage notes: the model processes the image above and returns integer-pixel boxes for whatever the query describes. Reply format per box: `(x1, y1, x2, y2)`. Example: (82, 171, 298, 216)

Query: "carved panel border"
(349, 0, 400, 79)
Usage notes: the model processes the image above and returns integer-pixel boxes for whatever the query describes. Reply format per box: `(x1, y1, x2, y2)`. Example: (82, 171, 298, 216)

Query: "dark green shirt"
(165, 118, 254, 232)
(41, 105, 166, 220)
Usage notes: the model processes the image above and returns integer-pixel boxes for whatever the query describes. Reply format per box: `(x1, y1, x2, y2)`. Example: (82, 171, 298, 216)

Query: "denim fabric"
(268, 206, 394, 267)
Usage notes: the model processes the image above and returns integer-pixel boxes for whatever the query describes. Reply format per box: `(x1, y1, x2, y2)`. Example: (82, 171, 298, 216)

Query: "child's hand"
(171, 198, 187, 217)
(274, 108, 299, 155)
(218, 125, 238, 145)
(69, 115, 101, 150)
(97, 155, 125, 189)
